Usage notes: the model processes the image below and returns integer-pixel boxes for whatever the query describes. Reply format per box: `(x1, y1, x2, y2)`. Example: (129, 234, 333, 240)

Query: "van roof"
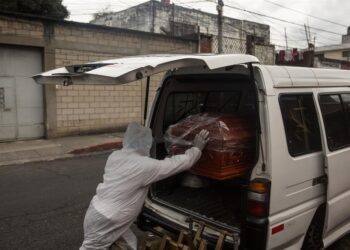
(263, 65, 350, 88)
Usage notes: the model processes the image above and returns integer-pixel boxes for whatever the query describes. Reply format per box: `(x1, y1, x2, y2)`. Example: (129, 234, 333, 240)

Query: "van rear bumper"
(244, 217, 268, 250)
(137, 207, 240, 249)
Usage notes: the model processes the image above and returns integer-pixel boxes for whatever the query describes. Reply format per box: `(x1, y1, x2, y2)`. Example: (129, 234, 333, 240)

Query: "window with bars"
(0, 88, 4, 109)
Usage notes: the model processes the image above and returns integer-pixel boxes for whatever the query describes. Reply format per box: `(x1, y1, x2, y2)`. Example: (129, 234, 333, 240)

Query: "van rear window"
(163, 91, 241, 129)
(319, 94, 350, 151)
(279, 94, 322, 157)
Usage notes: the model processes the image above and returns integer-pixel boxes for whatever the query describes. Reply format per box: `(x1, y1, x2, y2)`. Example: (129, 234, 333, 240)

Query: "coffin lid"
(33, 54, 259, 85)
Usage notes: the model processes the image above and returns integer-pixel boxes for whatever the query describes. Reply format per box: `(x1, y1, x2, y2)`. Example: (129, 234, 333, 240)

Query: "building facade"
(91, 0, 274, 62)
(0, 12, 197, 140)
(314, 28, 350, 69)
(92, 0, 270, 41)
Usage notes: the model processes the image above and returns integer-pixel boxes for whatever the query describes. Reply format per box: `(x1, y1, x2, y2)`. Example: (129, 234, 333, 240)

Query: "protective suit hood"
(122, 123, 153, 156)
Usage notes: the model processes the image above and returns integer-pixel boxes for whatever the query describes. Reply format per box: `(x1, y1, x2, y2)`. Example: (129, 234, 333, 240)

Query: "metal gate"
(0, 45, 44, 141)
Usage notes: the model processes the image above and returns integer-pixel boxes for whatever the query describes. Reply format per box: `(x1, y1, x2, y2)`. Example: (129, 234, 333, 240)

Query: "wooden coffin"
(166, 113, 256, 180)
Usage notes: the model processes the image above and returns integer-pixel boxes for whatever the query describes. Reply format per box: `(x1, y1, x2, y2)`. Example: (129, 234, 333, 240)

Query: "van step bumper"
(137, 208, 240, 249)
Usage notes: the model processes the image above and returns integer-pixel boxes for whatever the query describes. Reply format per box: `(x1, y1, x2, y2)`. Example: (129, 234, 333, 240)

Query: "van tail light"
(247, 178, 270, 218)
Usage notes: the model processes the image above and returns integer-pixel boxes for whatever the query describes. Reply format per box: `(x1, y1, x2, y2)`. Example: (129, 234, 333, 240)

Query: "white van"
(34, 54, 350, 249)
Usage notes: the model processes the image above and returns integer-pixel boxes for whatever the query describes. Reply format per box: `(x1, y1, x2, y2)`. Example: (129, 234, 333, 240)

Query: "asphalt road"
(0, 153, 109, 250)
(0, 153, 349, 250)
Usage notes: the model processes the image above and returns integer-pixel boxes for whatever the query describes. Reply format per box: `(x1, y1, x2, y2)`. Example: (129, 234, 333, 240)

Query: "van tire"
(301, 205, 325, 250)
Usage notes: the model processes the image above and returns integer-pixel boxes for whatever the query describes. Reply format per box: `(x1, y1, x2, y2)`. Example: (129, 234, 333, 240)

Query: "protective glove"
(193, 129, 210, 151)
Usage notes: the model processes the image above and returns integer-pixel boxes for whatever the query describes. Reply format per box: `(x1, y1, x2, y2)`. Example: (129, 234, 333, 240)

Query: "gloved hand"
(193, 129, 209, 151)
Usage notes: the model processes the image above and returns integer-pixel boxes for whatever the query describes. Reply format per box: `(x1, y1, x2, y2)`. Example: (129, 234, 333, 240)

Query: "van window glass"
(164, 91, 240, 129)
(319, 94, 350, 151)
(341, 94, 350, 116)
(280, 94, 322, 156)
(205, 92, 240, 113)
(241, 91, 256, 113)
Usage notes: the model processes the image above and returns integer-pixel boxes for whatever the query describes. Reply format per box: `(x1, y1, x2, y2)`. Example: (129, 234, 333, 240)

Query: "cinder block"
(62, 96, 73, 103)
(73, 96, 84, 102)
(84, 108, 95, 114)
(84, 96, 94, 102)
(95, 107, 105, 113)
(68, 103, 79, 108)
(62, 109, 73, 115)
(79, 114, 89, 120)
(57, 103, 68, 109)
(90, 102, 100, 108)
(90, 114, 100, 119)
(79, 103, 89, 108)
(100, 102, 109, 108)
(73, 108, 84, 114)
(79, 90, 89, 96)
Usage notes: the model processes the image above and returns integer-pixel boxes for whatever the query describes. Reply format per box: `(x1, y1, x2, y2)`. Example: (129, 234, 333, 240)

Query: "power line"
(221, 0, 341, 49)
(264, 0, 347, 28)
(221, 1, 339, 48)
(203, 0, 342, 50)
(207, 1, 343, 36)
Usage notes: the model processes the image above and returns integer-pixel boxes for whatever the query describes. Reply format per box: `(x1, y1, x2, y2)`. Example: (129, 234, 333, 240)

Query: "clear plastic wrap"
(165, 113, 256, 180)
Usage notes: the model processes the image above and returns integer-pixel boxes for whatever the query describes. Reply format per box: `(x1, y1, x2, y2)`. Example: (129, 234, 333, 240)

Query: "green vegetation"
(0, 0, 69, 19)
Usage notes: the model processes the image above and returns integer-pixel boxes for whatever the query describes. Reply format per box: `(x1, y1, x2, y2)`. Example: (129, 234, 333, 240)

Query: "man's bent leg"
(80, 205, 119, 250)
(121, 228, 138, 250)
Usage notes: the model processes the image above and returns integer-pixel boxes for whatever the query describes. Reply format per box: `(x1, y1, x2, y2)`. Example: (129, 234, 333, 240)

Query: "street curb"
(69, 141, 122, 155)
(0, 140, 123, 168)
(0, 149, 115, 168)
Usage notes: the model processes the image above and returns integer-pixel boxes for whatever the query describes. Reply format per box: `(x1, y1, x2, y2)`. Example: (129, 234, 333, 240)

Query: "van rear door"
(33, 54, 259, 124)
(33, 54, 259, 85)
(316, 90, 350, 247)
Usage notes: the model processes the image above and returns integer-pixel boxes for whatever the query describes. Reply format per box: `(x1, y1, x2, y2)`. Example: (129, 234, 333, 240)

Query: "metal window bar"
(0, 88, 4, 109)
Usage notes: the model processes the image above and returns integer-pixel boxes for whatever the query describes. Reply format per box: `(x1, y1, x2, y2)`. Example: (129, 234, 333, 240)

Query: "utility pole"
(304, 24, 310, 46)
(304, 22, 315, 49)
(284, 27, 288, 50)
(217, 0, 224, 54)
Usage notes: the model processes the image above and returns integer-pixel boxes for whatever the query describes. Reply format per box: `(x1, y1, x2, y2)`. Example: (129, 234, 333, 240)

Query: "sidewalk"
(0, 133, 124, 167)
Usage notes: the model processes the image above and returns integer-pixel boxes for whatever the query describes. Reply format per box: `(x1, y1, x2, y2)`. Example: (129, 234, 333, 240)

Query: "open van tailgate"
(33, 54, 259, 85)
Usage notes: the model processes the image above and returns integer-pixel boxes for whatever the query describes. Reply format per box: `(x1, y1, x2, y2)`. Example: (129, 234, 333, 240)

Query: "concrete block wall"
(52, 25, 195, 136)
(50, 23, 195, 136)
(54, 49, 142, 136)
(253, 44, 275, 65)
(0, 13, 197, 138)
(0, 16, 43, 38)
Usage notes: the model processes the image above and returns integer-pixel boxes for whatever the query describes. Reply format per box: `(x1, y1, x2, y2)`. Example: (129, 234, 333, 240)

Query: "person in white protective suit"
(80, 122, 209, 250)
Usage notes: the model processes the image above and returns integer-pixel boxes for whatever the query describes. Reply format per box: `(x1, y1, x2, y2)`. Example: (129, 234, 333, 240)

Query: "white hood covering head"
(122, 123, 153, 156)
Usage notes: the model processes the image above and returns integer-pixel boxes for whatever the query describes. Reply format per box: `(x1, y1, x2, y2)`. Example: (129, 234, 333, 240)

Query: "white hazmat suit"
(80, 123, 208, 250)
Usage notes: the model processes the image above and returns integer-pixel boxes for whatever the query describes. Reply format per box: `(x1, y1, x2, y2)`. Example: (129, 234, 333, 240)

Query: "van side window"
(280, 94, 322, 156)
(319, 94, 350, 151)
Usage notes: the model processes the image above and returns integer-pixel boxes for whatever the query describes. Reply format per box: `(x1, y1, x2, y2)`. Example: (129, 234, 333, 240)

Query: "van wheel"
(301, 206, 325, 250)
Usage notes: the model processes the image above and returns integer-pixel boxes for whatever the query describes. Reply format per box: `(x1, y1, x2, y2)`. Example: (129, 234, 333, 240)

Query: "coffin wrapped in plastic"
(165, 113, 256, 180)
